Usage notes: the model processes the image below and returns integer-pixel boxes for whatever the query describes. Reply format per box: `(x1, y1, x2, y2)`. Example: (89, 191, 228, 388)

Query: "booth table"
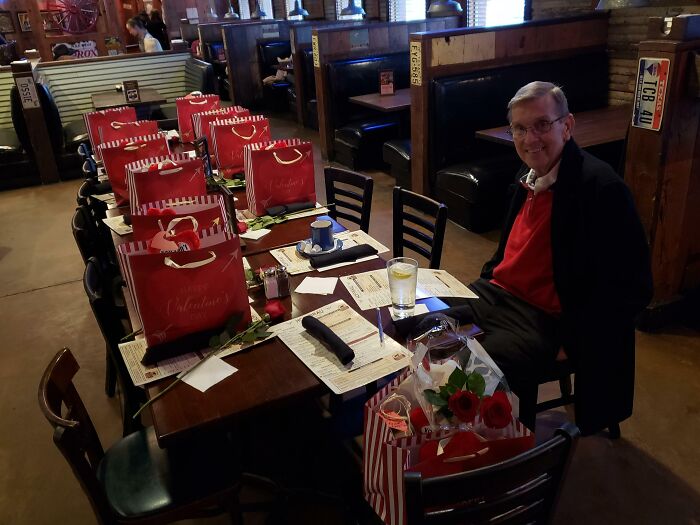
(91, 88, 168, 111)
(348, 88, 411, 113)
(475, 105, 631, 149)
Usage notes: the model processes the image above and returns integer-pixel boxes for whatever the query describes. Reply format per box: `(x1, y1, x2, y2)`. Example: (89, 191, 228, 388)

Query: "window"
(336, 0, 365, 20)
(466, 0, 525, 27)
(285, 0, 304, 19)
(260, 0, 274, 18)
(239, 0, 251, 18)
(240, 0, 273, 18)
(390, 0, 426, 21)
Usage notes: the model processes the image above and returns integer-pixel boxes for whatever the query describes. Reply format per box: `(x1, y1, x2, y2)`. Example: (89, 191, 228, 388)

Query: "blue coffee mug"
(310, 220, 334, 250)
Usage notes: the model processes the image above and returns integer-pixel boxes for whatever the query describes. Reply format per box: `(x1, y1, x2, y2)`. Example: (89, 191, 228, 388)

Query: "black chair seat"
(383, 139, 411, 188)
(0, 127, 25, 163)
(64, 120, 89, 152)
(334, 117, 401, 170)
(435, 156, 521, 233)
(335, 117, 400, 149)
(97, 427, 240, 520)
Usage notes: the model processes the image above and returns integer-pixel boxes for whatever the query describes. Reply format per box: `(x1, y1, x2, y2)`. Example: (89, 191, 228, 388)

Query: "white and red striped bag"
(98, 134, 169, 206)
(98, 120, 159, 146)
(363, 374, 535, 525)
(211, 116, 270, 177)
(176, 94, 220, 142)
(117, 225, 250, 348)
(244, 139, 316, 216)
(191, 106, 250, 151)
(125, 153, 207, 214)
(84, 106, 137, 159)
(131, 195, 229, 241)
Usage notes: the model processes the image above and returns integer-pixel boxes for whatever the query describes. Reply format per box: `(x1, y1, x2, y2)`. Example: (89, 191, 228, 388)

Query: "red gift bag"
(125, 153, 207, 214)
(191, 106, 250, 152)
(99, 134, 169, 206)
(98, 120, 159, 146)
(363, 374, 534, 525)
(212, 116, 270, 178)
(84, 106, 137, 159)
(244, 139, 316, 216)
(131, 195, 229, 241)
(117, 225, 251, 348)
(176, 94, 220, 142)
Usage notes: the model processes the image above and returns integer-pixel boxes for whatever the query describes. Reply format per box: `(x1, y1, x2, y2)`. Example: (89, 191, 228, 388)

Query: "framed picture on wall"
(17, 12, 31, 32)
(0, 11, 16, 34)
(41, 11, 63, 32)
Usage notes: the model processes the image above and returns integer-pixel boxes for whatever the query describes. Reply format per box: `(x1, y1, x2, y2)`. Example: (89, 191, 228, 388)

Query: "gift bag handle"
(188, 91, 203, 97)
(188, 98, 210, 105)
(124, 142, 148, 151)
(159, 215, 199, 233)
(231, 124, 256, 140)
(159, 166, 184, 175)
(273, 148, 303, 165)
(164, 250, 216, 269)
(110, 121, 137, 129)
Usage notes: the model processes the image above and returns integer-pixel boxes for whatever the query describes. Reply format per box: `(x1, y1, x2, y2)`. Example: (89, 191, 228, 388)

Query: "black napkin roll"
(309, 244, 378, 269)
(392, 305, 475, 339)
(301, 316, 355, 365)
(122, 213, 132, 226)
(141, 327, 222, 365)
(266, 201, 316, 217)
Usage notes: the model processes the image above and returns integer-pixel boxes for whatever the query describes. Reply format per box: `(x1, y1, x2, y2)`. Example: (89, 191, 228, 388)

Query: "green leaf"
(447, 367, 468, 389)
(241, 330, 257, 343)
(439, 384, 457, 398)
(438, 406, 453, 419)
(208, 335, 221, 348)
(219, 330, 230, 343)
(424, 389, 448, 407)
(467, 372, 486, 397)
(255, 329, 273, 339)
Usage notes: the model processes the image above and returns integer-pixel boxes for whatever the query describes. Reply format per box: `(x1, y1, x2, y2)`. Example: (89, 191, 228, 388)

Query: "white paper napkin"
(181, 356, 237, 393)
(295, 276, 338, 295)
(240, 228, 271, 240)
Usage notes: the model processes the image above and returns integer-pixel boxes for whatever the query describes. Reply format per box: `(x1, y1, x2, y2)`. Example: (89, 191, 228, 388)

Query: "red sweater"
(491, 189, 561, 315)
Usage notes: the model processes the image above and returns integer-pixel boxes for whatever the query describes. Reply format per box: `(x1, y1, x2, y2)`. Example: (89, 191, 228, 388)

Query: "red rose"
(237, 221, 248, 234)
(480, 391, 512, 429)
(410, 406, 430, 433)
(448, 389, 479, 423)
(264, 299, 286, 321)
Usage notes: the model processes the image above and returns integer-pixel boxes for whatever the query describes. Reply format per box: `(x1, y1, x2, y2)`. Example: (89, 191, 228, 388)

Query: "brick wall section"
(532, 2, 700, 104)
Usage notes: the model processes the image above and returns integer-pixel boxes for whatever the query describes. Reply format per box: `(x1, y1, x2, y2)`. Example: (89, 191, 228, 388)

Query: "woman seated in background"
(126, 17, 163, 53)
(147, 10, 170, 51)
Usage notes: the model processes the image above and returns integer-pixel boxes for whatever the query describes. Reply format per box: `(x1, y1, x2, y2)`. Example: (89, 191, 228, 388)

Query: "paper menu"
(340, 268, 479, 311)
(269, 230, 388, 275)
(119, 307, 261, 387)
(271, 300, 410, 395)
(102, 215, 133, 236)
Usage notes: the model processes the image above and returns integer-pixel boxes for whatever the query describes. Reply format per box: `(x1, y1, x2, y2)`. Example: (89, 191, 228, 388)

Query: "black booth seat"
(326, 52, 410, 170)
(383, 139, 411, 189)
(258, 40, 292, 112)
(435, 156, 523, 234)
(0, 128, 39, 191)
(64, 120, 89, 151)
(0, 127, 24, 163)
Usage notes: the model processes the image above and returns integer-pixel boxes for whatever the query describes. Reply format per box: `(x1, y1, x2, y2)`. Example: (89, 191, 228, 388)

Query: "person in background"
(465, 81, 652, 435)
(147, 9, 170, 51)
(126, 16, 163, 53)
(52, 43, 76, 61)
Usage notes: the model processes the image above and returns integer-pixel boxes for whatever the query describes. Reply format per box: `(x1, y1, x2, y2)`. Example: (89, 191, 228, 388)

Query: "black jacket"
(481, 139, 653, 434)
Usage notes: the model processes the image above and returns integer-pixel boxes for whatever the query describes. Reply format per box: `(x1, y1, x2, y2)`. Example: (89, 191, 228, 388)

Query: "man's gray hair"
(507, 81, 569, 122)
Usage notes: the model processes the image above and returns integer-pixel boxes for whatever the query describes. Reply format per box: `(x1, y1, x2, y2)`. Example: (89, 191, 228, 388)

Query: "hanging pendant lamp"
(340, 0, 365, 17)
(251, 0, 267, 19)
(288, 0, 309, 17)
(427, 0, 462, 18)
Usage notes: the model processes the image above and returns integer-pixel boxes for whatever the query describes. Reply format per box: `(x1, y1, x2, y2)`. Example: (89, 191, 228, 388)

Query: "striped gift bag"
(84, 106, 137, 160)
(176, 94, 220, 142)
(98, 134, 169, 206)
(243, 139, 315, 216)
(211, 115, 270, 177)
(125, 153, 207, 214)
(98, 120, 159, 146)
(363, 373, 534, 525)
(191, 105, 250, 154)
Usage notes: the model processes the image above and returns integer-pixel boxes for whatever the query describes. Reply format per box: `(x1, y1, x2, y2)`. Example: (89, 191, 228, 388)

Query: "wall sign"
(632, 57, 670, 131)
(349, 29, 369, 51)
(15, 76, 40, 109)
(51, 40, 98, 59)
(123, 80, 141, 103)
(410, 42, 422, 86)
(312, 34, 319, 68)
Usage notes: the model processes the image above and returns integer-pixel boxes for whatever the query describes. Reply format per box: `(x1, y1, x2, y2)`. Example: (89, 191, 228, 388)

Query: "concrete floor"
(1, 117, 699, 524)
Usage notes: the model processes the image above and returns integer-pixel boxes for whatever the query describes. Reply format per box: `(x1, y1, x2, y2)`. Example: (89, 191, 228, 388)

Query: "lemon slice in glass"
(390, 263, 415, 280)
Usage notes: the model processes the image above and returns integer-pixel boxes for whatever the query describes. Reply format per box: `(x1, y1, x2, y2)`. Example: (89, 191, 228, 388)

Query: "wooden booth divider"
(312, 18, 461, 161)
(223, 20, 293, 109)
(408, 13, 610, 195)
(198, 20, 258, 63)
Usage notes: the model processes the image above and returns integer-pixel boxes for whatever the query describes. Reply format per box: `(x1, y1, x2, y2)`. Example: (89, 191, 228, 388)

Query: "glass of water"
(387, 257, 418, 319)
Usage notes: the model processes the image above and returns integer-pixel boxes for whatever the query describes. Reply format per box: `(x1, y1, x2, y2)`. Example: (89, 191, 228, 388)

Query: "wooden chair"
(83, 256, 145, 435)
(72, 206, 104, 265)
(393, 187, 448, 269)
(38, 348, 244, 525)
(404, 423, 580, 525)
(324, 167, 374, 233)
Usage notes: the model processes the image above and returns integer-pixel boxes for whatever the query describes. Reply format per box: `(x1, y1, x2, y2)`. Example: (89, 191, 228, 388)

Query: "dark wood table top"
(348, 88, 411, 113)
(92, 87, 167, 110)
(475, 105, 631, 149)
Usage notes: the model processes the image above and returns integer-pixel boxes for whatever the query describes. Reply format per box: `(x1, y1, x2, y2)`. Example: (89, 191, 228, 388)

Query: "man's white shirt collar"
(524, 161, 560, 195)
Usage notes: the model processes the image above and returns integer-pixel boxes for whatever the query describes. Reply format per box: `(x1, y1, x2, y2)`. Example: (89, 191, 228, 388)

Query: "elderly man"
(466, 81, 653, 435)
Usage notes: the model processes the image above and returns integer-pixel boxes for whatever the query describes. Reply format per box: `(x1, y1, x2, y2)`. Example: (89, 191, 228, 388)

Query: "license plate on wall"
(632, 57, 670, 131)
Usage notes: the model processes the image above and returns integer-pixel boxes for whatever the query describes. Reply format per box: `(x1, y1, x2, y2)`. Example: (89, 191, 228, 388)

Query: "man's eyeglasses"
(507, 115, 567, 139)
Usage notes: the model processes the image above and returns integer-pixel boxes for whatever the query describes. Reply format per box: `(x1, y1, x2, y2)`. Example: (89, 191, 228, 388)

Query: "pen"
(376, 307, 385, 346)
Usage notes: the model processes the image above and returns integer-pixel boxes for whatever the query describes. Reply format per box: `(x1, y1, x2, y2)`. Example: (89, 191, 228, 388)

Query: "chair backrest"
(72, 206, 101, 264)
(404, 424, 580, 525)
(393, 187, 447, 270)
(11, 81, 65, 156)
(185, 56, 216, 94)
(257, 40, 292, 79)
(324, 167, 374, 233)
(38, 348, 111, 523)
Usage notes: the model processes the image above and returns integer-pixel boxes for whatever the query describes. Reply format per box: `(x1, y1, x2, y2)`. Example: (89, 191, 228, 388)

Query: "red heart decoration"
(166, 229, 201, 250)
(146, 207, 177, 217)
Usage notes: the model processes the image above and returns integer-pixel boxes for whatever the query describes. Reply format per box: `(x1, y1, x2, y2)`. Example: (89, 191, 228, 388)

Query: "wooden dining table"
(475, 104, 631, 149)
(92, 87, 168, 111)
(348, 88, 411, 113)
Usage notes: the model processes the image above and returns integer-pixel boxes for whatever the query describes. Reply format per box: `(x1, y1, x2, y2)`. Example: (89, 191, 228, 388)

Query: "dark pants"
(465, 279, 561, 395)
